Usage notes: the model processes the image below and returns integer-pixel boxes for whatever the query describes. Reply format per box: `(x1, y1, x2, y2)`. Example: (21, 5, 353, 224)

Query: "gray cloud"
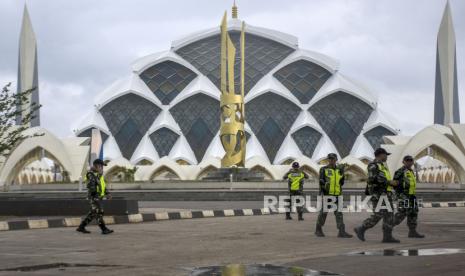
(0, 0, 463, 137)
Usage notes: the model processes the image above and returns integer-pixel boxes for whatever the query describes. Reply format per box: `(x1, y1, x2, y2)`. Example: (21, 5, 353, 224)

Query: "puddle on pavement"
(0, 263, 125, 272)
(190, 264, 340, 276)
(347, 248, 465, 256)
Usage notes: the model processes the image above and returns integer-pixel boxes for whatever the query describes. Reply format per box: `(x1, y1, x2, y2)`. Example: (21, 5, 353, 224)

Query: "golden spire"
(232, 0, 238, 19)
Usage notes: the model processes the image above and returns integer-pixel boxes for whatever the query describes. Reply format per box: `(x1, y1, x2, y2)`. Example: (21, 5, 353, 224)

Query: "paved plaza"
(0, 208, 464, 275)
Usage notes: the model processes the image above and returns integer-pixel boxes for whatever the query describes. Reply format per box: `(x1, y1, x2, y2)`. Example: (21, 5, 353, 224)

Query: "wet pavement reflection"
(190, 264, 340, 276)
(347, 248, 465, 256)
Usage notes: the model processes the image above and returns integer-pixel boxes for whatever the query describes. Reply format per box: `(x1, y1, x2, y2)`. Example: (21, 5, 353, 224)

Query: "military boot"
(298, 212, 304, 221)
(285, 213, 292, 220)
(354, 226, 366, 241)
(382, 231, 400, 243)
(408, 229, 425, 238)
(315, 225, 325, 237)
(76, 222, 91, 234)
(99, 223, 114, 235)
(101, 228, 114, 235)
(337, 225, 353, 238)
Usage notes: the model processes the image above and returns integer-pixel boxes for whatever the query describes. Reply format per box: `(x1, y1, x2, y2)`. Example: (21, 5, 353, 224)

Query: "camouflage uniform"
(393, 166, 422, 236)
(361, 160, 395, 236)
(283, 169, 308, 219)
(80, 170, 109, 228)
(316, 165, 345, 230)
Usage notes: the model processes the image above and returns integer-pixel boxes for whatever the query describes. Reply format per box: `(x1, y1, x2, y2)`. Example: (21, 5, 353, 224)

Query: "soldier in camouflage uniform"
(315, 153, 352, 238)
(393, 155, 425, 238)
(76, 159, 114, 235)
(354, 148, 400, 243)
(283, 162, 308, 221)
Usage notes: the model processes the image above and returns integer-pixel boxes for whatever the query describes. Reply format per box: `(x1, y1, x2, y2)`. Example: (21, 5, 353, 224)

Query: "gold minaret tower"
(219, 6, 246, 168)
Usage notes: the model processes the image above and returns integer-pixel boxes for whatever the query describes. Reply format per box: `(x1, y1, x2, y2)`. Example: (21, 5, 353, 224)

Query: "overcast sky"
(0, 0, 463, 138)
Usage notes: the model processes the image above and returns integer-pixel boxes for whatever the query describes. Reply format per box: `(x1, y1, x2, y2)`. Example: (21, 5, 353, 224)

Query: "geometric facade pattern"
(176, 31, 295, 94)
(291, 126, 322, 158)
(246, 92, 301, 162)
(309, 92, 373, 158)
(149, 127, 179, 157)
(274, 60, 332, 104)
(169, 94, 220, 163)
(76, 15, 399, 169)
(100, 94, 161, 159)
(364, 126, 395, 150)
(139, 61, 197, 105)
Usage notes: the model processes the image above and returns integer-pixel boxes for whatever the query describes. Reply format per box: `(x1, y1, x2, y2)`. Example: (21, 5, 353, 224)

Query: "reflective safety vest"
(377, 163, 392, 192)
(84, 172, 106, 197)
(98, 175, 106, 197)
(404, 169, 416, 195)
(324, 168, 343, 195)
(288, 172, 305, 191)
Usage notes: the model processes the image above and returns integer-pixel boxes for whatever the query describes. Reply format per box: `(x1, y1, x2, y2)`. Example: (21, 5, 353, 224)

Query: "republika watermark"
(264, 195, 423, 213)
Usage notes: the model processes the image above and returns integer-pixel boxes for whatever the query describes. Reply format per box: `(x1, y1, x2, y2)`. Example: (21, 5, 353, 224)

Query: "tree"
(0, 83, 41, 158)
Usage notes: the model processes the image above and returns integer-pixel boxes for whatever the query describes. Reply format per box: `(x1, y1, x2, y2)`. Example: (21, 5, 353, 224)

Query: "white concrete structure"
(384, 124, 465, 186)
(4, 5, 464, 184)
(434, 1, 460, 124)
(16, 4, 40, 127)
(0, 127, 89, 187)
(72, 9, 399, 180)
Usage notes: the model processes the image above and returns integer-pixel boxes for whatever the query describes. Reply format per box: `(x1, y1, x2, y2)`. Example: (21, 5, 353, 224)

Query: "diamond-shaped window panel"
(274, 60, 332, 104)
(246, 92, 301, 162)
(176, 31, 295, 95)
(149, 127, 180, 157)
(77, 128, 109, 144)
(100, 93, 161, 159)
(309, 92, 373, 158)
(364, 126, 395, 150)
(169, 94, 220, 163)
(291, 126, 322, 158)
(139, 61, 197, 105)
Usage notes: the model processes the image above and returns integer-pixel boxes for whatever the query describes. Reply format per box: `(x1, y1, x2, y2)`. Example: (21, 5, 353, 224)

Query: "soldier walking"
(315, 153, 352, 238)
(393, 155, 425, 238)
(354, 148, 400, 243)
(76, 158, 114, 235)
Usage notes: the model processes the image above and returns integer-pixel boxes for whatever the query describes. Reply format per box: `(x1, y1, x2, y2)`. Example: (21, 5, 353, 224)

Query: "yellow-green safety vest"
(404, 170, 416, 195)
(288, 172, 305, 191)
(98, 175, 106, 197)
(324, 168, 343, 195)
(377, 163, 392, 192)
(84, 172, 106, 197)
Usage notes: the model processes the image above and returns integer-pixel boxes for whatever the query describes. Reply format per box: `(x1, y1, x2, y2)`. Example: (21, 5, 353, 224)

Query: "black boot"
(285, 213, 292, 220)
(408, 228, 425, 238)
(298, 213, 304, 221)
(337, 225, 353, 238)
(76, 222, 91, 234)
(99, 223, 114, 235)
(354, 226, 366, 241)
(315, 225, 325, 237)
(101, 228, 114, 235)
(382, 231, 400, 243)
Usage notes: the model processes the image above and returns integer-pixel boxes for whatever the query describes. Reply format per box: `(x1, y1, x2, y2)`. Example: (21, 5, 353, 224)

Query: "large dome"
(73, 16, 398, 166)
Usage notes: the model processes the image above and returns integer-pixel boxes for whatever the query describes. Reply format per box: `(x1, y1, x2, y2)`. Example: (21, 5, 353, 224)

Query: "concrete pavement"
(0, 208, 464, 275)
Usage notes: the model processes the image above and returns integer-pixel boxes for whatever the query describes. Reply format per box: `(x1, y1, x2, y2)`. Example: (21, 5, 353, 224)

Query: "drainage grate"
(190, 264, 341, 275)
(0, 263, 125, 272)
(347, 248, 465, 256)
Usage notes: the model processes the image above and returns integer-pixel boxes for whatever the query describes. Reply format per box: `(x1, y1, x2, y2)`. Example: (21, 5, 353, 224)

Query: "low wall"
(5, 181, 463, 191)
(1, 190, 464, 202)
(0, 198, 138, 216)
